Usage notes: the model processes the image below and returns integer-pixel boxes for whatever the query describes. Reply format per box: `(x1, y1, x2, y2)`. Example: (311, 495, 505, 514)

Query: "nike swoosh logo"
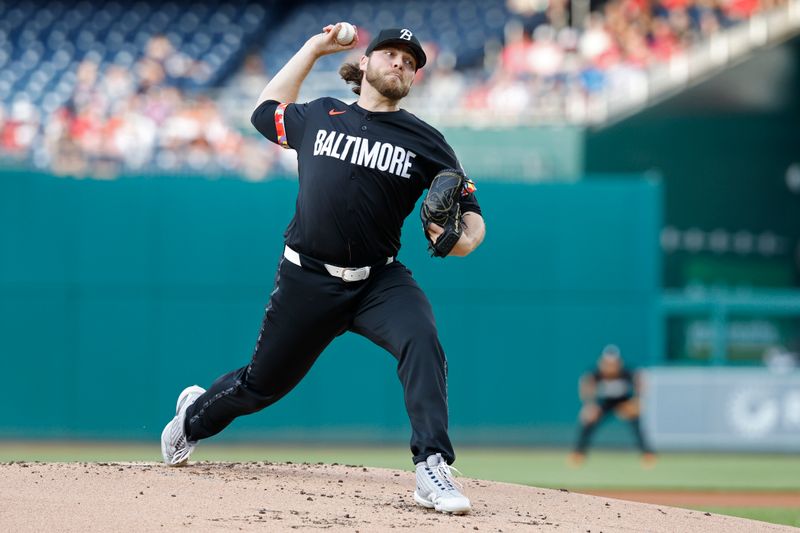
(329, 109, 347, 116)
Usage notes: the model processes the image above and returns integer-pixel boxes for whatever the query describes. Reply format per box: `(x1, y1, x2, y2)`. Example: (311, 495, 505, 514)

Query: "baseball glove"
(420, 168, 465, 258)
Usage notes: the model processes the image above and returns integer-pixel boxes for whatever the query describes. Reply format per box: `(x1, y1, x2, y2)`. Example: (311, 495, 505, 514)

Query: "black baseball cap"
(365, 28, 427, 69)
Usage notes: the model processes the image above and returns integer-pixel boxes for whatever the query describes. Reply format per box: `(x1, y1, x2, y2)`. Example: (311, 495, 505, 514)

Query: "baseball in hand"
(336, 22, 356, 45)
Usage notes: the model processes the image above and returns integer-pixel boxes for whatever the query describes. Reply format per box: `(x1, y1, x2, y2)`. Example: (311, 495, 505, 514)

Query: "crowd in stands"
(0, 0, 789, 179)
(1, 34, 286, 180)
(405, 0, 789, 122)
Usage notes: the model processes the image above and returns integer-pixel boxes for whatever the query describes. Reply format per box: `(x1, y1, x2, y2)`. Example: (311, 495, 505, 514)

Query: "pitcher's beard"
(365, 67, 410, 101)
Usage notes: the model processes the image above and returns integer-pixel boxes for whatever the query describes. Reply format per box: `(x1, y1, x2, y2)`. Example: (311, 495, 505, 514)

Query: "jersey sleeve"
(459, 183, 481, 217)
(250, 99, 309, 150)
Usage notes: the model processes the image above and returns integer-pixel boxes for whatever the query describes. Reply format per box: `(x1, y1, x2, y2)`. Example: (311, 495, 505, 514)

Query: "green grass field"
(687, 507, 800, 528)
(2, 443, 798, 527)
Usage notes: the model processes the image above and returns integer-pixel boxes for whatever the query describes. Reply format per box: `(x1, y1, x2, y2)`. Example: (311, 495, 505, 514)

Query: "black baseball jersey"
(251, 97, 481, 266)
(589, 369, 636, 402)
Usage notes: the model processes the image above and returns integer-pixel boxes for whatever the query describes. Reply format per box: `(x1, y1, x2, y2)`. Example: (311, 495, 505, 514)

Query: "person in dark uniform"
(569, 345, 656, 466)
(160, 25, 485, 515)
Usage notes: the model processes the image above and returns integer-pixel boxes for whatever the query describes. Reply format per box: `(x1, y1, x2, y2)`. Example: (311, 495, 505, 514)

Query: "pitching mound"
(0, 461, 790, 532)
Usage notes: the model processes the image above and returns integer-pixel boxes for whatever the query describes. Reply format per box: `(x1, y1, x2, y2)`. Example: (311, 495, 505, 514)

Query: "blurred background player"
(570, 345, 656, 466)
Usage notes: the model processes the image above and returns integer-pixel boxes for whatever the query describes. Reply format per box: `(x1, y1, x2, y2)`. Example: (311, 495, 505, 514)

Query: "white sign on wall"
(642, 367, 800, 451)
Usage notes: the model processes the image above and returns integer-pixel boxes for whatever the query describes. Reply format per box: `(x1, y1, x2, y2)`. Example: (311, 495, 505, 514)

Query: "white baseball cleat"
(160, 385, 205, 466)
(413, 453, 471, 514)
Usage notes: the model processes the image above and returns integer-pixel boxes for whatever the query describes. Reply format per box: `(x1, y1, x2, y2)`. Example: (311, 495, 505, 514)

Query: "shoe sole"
(413, 490, 471, 515)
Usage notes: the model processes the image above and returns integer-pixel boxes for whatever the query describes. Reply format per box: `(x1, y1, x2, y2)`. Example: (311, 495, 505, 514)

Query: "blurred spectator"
(507, 0, 554, 33)
(1, 99, 39, 156)
(218, 53, 270, 131)
(650, 17, 682, 60)
(141, 34, 210, 89)
(528, 25, 565, 76)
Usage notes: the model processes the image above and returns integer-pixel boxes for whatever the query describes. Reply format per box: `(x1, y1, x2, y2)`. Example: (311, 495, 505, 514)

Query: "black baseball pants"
(574, 399, 652, 454)
(183, 251, 454, 465)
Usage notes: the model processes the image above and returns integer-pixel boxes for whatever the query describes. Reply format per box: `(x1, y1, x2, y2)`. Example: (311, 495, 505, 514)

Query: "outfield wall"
(0, 172, 661, 445)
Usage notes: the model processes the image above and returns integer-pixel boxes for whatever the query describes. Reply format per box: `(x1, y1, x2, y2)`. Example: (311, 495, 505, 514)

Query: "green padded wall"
(0, 172, 660, 445)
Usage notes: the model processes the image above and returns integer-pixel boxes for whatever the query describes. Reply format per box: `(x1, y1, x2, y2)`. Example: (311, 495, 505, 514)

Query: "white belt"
(283, 245, 393, 282)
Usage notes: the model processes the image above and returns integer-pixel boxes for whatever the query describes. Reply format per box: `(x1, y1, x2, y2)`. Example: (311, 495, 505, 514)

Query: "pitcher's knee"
(399, 322, 441, 353)
(401, 344, 446, 376)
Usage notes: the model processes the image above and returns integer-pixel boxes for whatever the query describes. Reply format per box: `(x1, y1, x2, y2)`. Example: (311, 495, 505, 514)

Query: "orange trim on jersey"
(274, 103, 289, 149)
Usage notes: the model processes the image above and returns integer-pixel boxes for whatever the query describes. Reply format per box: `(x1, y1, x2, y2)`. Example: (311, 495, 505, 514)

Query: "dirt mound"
(0, 461, 790, 532)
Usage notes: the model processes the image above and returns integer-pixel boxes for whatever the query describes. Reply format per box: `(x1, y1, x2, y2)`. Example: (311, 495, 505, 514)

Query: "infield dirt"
(0, 461, 792, 532)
